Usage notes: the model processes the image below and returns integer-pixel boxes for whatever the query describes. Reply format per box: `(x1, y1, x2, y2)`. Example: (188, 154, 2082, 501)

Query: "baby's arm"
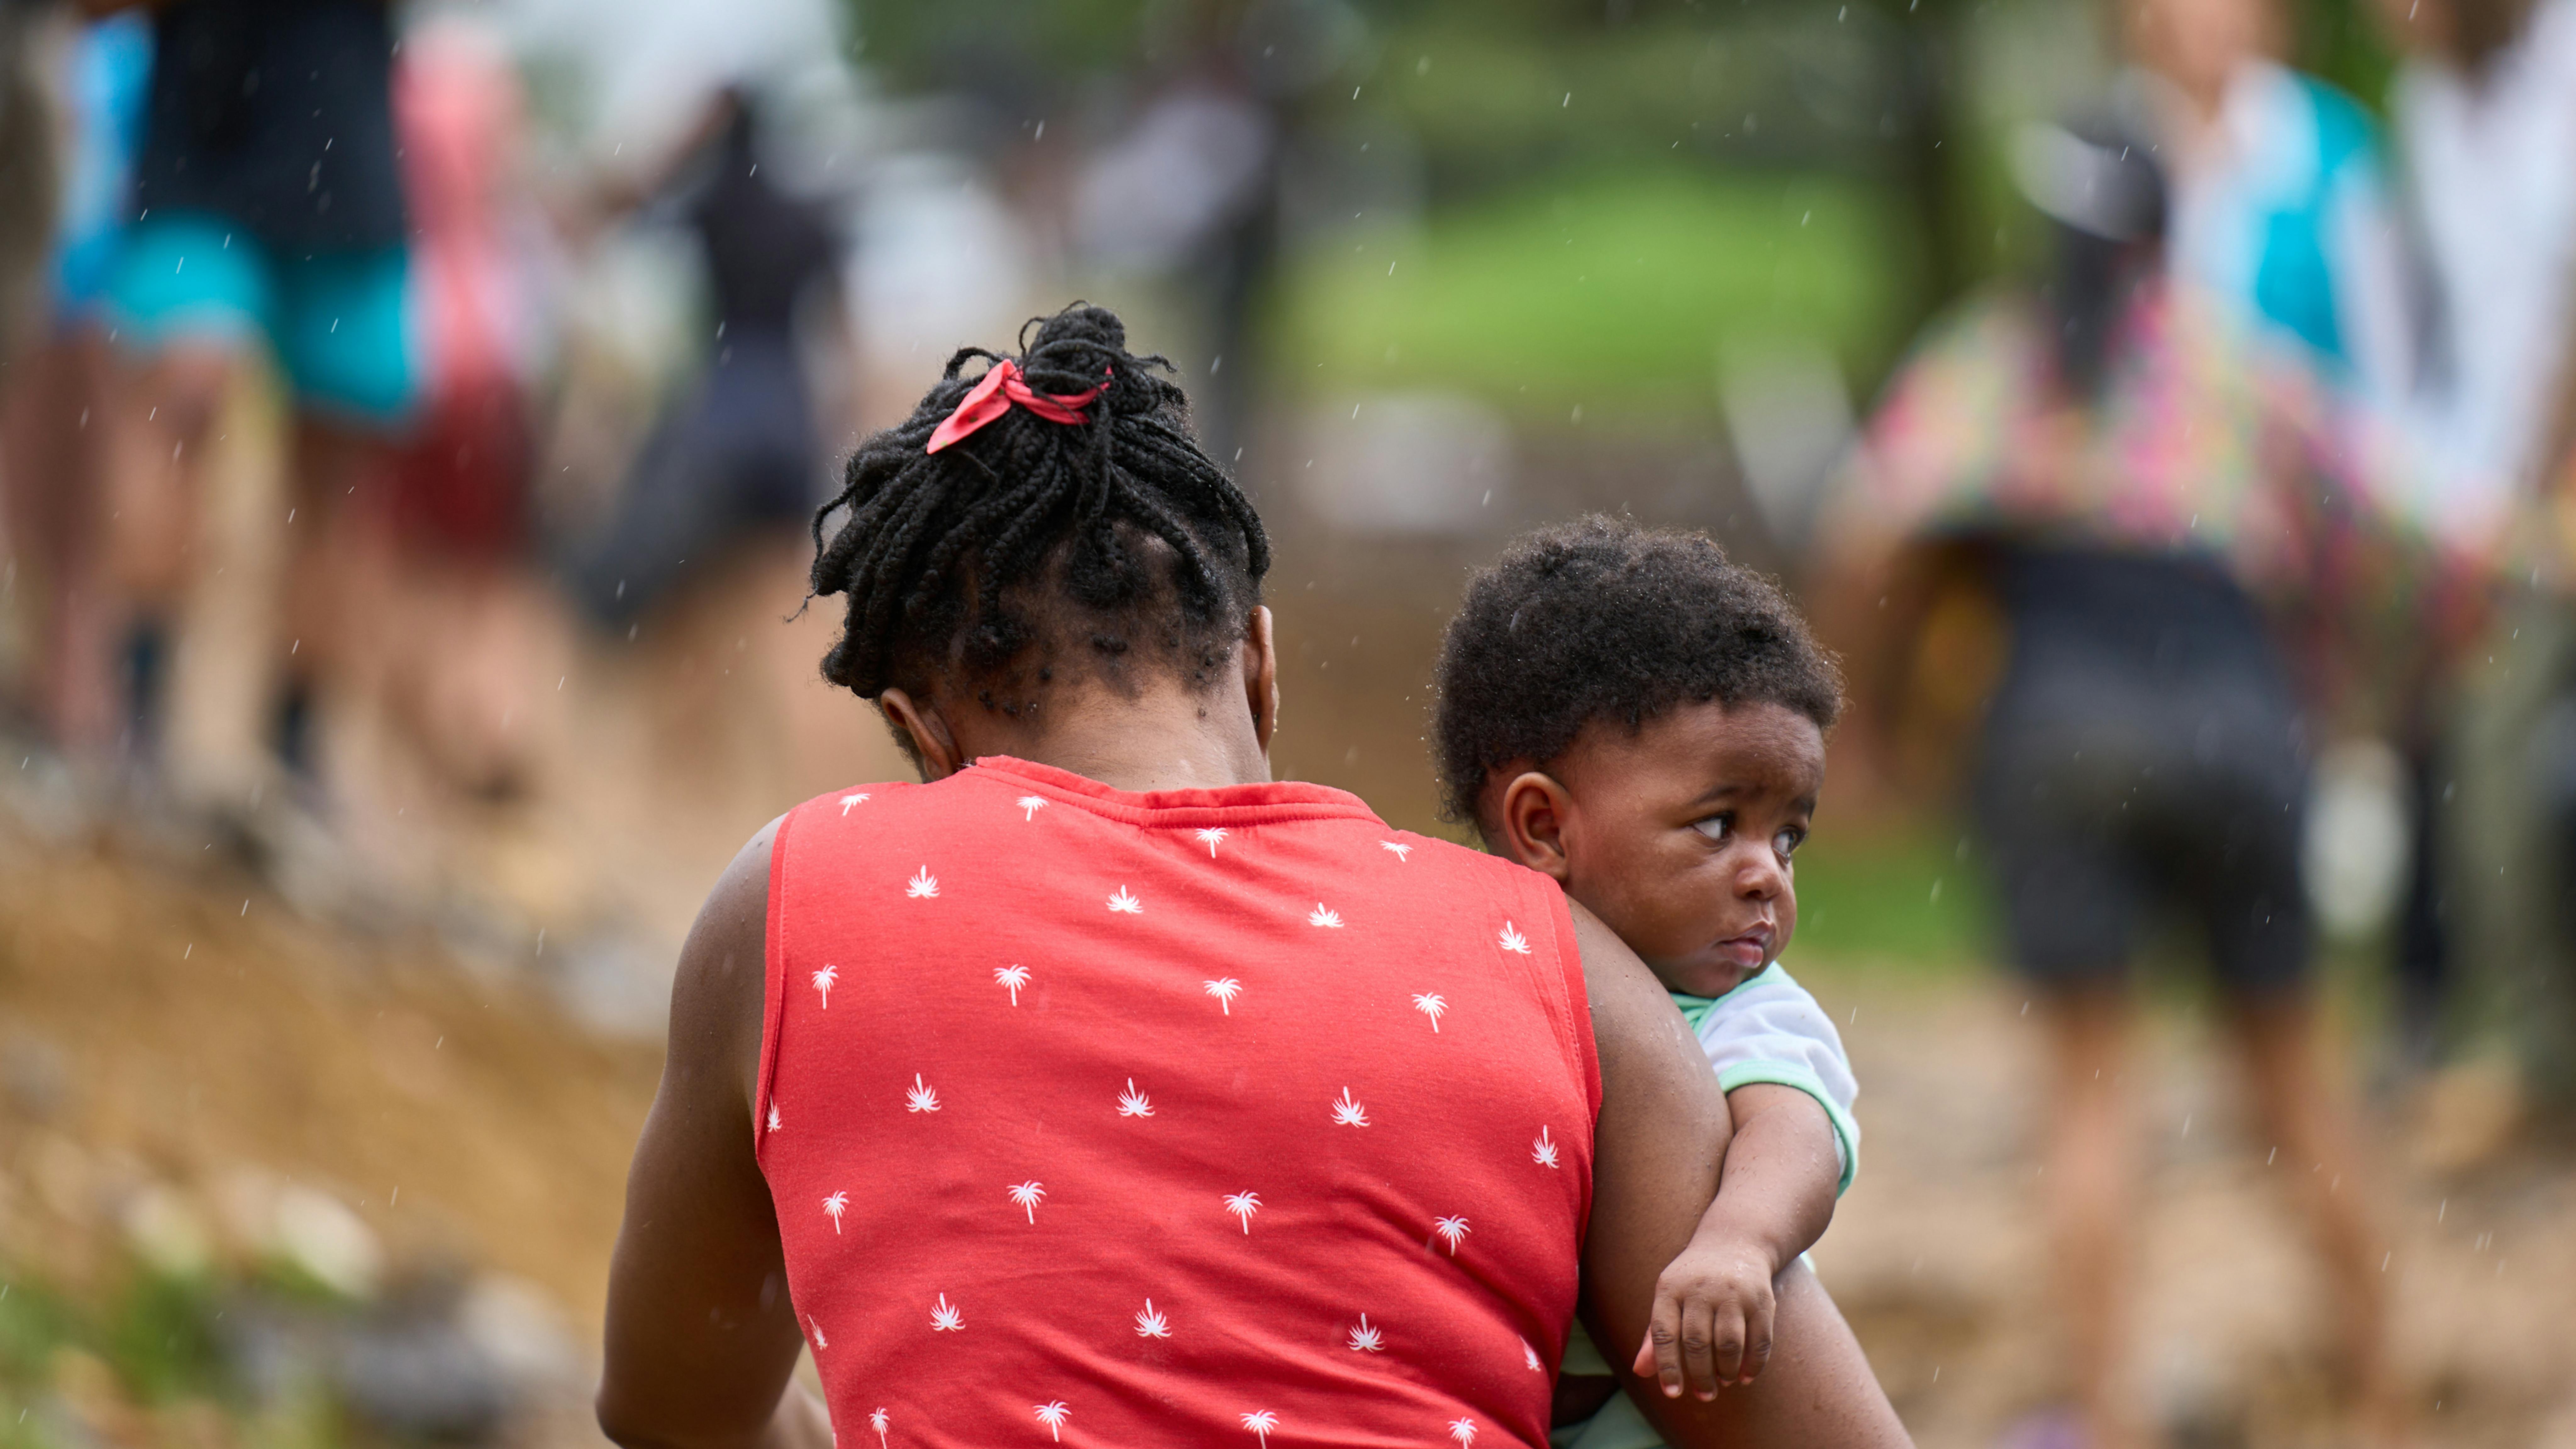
(1632, 968, 1860, 1397)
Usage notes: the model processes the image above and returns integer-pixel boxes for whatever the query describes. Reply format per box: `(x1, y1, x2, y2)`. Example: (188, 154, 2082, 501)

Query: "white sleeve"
(1694, 965, 1861, 1195)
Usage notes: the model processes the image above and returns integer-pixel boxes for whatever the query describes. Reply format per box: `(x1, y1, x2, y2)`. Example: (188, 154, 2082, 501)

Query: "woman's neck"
(944, 678, 1273, 794)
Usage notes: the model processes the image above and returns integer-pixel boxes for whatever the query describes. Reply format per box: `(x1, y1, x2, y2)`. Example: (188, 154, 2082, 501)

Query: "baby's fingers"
(1632, 1286, 1688, 1398)
(1736, 1282, 1777, 1385)
(1708, 1298, 1746, 1390)
(1683, 1298, 1725, 1401)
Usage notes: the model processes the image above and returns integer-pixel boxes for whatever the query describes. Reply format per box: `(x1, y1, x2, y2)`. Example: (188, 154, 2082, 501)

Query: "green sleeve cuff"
(1717, 1060, 1859, 1197)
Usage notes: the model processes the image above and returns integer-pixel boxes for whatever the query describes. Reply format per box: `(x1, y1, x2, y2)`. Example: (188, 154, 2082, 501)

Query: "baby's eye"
(1773, 827, 1807, 861)
(1691, 813, 1733, 843)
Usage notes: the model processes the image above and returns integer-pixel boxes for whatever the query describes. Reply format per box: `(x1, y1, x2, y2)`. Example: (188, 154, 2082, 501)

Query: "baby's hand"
(1630, 1231, 1781, 1399)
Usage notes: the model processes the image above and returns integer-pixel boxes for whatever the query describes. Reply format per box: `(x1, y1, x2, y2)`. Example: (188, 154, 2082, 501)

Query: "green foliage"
(98, 1273, 228, 1407)
(0, 1279, 78, 1386)
(2296, 0, 2398, 109)
(0, 1264, 233, 1424)
(1790, 827, 1994, 970)
(1373, 8, 1918, 197)
(1270, 165, 1920, 421)
(855, 0, 1156, 92)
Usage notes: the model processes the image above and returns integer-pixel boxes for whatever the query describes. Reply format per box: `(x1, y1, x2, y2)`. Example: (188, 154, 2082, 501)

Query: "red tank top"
(758, 757, 1597, 1449)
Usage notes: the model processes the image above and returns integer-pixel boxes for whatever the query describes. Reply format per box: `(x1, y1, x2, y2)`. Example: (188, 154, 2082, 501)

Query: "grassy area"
(2, 1266, 232, 1449)
(1270, 165, 1921, 423)
(1789, 825, 1996, 974)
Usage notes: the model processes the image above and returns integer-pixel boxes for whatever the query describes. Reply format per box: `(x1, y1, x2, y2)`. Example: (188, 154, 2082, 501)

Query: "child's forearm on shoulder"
(1691, 1083, 1840, 1271)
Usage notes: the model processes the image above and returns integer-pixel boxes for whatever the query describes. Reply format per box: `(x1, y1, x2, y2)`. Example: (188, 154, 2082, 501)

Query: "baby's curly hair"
(1433, 516, 1844, 832)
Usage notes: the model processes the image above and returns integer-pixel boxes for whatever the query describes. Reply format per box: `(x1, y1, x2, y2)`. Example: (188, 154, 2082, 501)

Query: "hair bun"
(1021, 303, 1177, 418)
(1027, 303, 1126, 356)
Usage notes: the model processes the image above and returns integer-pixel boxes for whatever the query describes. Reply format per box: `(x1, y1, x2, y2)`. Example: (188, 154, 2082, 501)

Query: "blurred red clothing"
(390, 23, 535, 558)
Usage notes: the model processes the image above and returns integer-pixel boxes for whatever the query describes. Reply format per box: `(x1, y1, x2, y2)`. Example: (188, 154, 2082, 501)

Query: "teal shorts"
(107, 211, 419, 428)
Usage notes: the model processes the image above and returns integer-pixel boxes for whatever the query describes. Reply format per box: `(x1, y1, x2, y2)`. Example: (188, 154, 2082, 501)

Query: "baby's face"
(1525, 700, 1824, 1000)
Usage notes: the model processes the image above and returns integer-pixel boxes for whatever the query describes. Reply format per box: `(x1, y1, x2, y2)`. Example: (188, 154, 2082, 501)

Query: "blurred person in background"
(568, 89, 838, 639)
(555, 84, 857, 827)
(375, 14, 561, 804)
(2373, 0, 2576, 1121)
(1818, 122, 2416, 1449)
(0, 2, 148, 766)
(1070, 18, 1278, 465)
(2128, 0, 2413, 405)
(95, 0, 415, 803)
(2131, 0, 2505, 1120)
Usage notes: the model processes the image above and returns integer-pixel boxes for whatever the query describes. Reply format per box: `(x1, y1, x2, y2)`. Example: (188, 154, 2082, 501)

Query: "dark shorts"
(1972, 547, 2312, 996)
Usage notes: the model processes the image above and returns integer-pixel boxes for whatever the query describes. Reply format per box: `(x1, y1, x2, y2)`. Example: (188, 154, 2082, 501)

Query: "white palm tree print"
(1412, 992, 1448, 1031)
(1195, 827, 1229, 858)
(907, 866, 940, 899)
(1532, 1125, 1560, 1168)
(840, 792, 871, 816)
(1380, 841, 1413, 861)
(1203, 978, 1242, 1014)
(1116, 1079, 1154, 1117)
(1134, 1299, 1170, 1338)
(906, 1073, 941, 1113)
(929, 1293, 964, 1332)
(1449, 1418, 1478, 1447)
(1107, 885, 1142, 914)
(822, 1191, 848, 1234)
(1307, 904, 1344, 929)
(1522, 1337, 1541, 1371)
(811, 963, 838, 1008)
(1223, 1191, 1261, 1232)
(1033, 1402, 1070, 1441)
(809, 1317, 827, 1348)
(766, 1103, 781, 1133)
(1330, 1087, 1370, 1127)
(1240, 1411, 1278, 1447)
(1497, 922, 1530, 955)
(1018, 795, 1049, 821)
(869, 1408, 888, 1448)
(1431, 1215, 1470, 1255)
(995, 964, 1030, 1005)
(1008, 1181, 1046, 1222)
(1346, 1314, 1384, 1352)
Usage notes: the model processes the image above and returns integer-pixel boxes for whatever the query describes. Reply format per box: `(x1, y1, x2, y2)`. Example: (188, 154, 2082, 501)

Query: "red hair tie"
(925, 358, 1109, 454)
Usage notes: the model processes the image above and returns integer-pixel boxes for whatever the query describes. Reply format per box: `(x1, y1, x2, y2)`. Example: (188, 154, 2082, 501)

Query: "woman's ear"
(1243, 605, 1280, 753)
(1493, 769, 1576, 883)
(878, 688, 962, 780)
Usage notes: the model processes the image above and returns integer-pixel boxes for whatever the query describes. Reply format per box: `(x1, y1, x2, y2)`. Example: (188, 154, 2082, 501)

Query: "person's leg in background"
(2392, 720, 2451, 1070)
(6, 5, 155, 769)
(2227, 991, 2402, 1446)
(2039, 985, 2146, 1449)
(2452, 593, 2576, 1120)
(1981, 706, 2151, 1449)
(97, 212, 271, 774)
(2518, 610, 2576, 1111)
(2200, 734, 2408, 1448)
(267, 239, 418, 789)
(1, 321, 119, 759)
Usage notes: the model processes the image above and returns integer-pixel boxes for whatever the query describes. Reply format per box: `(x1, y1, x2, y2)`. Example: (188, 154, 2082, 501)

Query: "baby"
(1434, 518, 1858, 1445)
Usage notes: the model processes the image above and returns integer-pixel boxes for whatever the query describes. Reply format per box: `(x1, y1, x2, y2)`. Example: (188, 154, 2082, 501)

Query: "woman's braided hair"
(808, 304, 1269, 707)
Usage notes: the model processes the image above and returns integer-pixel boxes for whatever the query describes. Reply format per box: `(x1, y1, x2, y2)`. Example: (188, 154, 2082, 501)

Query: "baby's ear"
(1492, 769, 1576, 883)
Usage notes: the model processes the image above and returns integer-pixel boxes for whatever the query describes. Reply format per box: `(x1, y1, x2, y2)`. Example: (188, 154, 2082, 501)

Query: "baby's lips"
(1713, 926, 1774, 963)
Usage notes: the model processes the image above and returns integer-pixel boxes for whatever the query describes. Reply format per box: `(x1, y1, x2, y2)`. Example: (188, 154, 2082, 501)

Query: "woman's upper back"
(757, 757, 1598, 1449)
